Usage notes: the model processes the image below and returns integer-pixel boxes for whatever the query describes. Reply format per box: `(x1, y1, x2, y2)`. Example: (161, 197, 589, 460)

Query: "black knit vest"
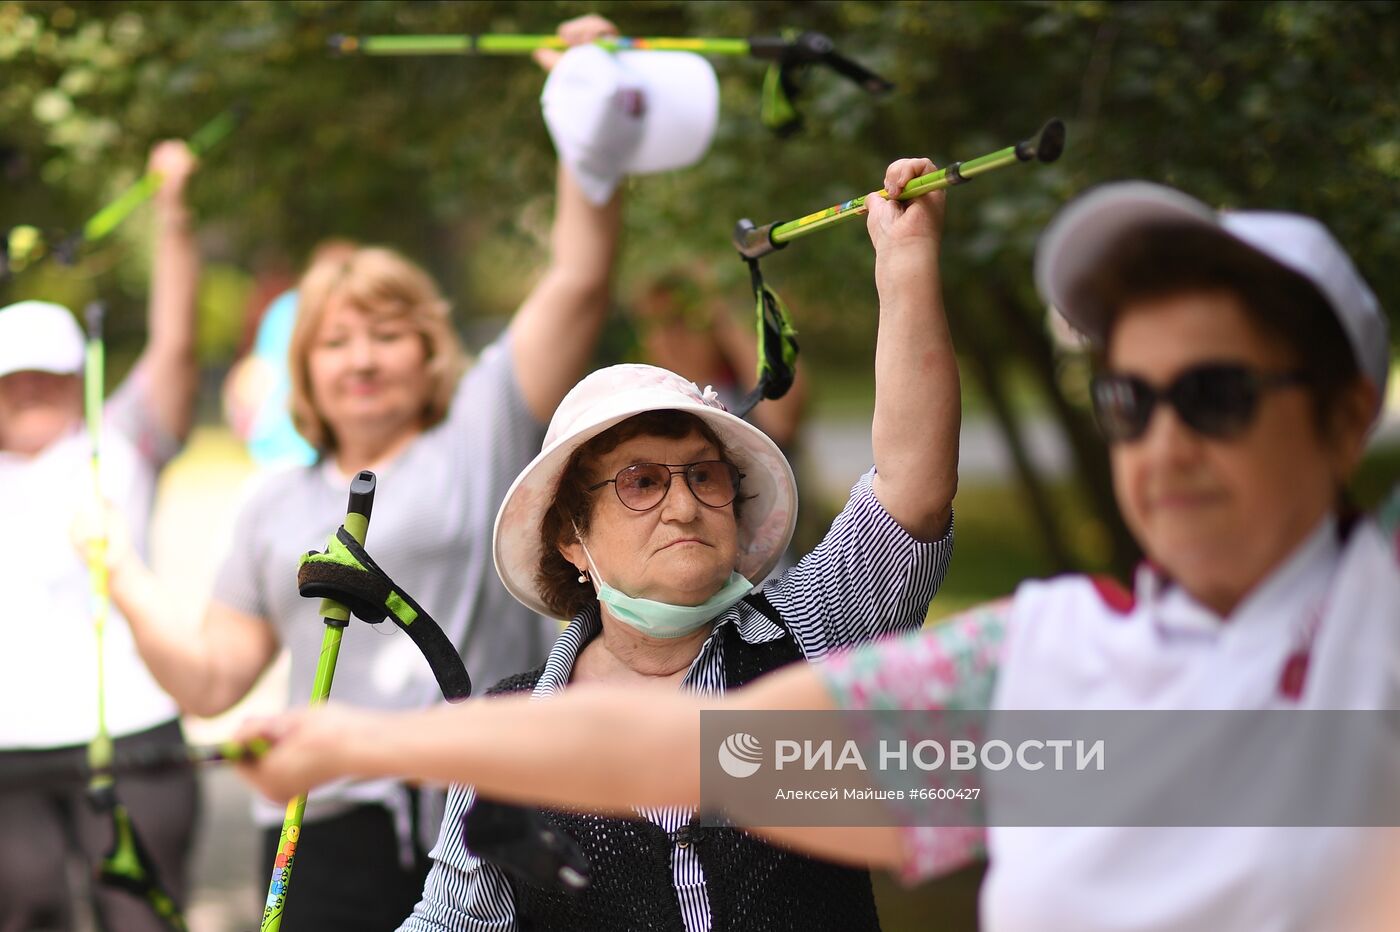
(481, 594, 882, 932)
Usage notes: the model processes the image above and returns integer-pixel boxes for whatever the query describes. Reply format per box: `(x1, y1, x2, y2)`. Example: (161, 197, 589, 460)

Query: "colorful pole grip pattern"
(261, 813, 302, 928)
(769, 145, 1024, 245)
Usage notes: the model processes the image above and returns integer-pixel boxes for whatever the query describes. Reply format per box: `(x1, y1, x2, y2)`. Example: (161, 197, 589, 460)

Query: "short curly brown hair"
(535, 410, 746, 619)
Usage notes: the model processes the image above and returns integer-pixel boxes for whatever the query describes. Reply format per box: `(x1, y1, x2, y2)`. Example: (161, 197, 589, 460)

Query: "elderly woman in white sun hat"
(238, 154, 960, 931)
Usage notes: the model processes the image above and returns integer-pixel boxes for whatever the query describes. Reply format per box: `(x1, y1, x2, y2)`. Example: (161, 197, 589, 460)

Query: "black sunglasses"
(1090, 363, 1307, 444)
(587, 461, 744, 512)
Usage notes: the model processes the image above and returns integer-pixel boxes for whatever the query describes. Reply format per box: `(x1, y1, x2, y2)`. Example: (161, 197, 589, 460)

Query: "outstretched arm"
(508, 14, 625, 423)
(132, 140, 201, 443)
(234, 595, 1012, 874)
(867, 159, 960, 541)
(235, 657, 906, 869)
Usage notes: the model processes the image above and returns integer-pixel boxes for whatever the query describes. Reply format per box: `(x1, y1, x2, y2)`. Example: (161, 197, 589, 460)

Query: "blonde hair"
(287, 246, 467, 453)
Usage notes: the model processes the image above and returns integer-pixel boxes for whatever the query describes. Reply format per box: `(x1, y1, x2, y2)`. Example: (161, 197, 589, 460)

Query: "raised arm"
(131, 140, 201, 443)
(867, 159, 960, 541)
(508, 14, 625, 423)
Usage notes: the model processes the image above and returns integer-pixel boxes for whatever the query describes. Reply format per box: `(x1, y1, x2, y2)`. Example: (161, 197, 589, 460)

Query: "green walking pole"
(331, 33, 752, 56)
(261, 471, 377, 932)
(83, 301, 112, 786)
(79, 107, 240, 246)
(328, 31, 891, 135)
(81, 301, 189, 930)
(0, 740, 270, 796)
(729, 119, 1067, 417)
(734, 119, 1067, 258)
(3, 106, 242, 277)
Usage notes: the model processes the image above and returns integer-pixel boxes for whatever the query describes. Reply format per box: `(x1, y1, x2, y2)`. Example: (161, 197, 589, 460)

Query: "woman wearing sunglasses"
(238, 183, 1394, 929)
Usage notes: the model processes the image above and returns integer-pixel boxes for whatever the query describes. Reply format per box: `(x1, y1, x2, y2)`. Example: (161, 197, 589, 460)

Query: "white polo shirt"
(0, 372, 181, 749)
(985, 514, 1400, 932)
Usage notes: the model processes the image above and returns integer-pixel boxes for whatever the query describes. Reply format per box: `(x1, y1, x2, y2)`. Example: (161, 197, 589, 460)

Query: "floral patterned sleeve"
(819, 599, 1011, 885)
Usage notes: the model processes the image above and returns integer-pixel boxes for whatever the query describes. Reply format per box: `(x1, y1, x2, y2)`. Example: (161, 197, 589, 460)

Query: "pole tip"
(1016, 119, 1067, 163)
(1035, 119, 1066, 162)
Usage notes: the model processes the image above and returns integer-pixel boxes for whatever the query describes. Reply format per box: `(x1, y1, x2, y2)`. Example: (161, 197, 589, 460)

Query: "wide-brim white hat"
(494, 364, 797, 619)
(541, 45, 720, 206)
(1035, 181, 1390, 414)
(0, 300, 84, 379)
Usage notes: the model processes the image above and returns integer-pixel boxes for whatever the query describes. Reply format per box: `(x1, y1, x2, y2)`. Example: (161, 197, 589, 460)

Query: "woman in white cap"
(238, 182, 1396, 931)
(239, 154, 960, 931)
(0, 142, 202, 931)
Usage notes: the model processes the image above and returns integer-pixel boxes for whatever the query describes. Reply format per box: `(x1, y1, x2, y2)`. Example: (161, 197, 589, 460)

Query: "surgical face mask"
(576, 534, 753, 639)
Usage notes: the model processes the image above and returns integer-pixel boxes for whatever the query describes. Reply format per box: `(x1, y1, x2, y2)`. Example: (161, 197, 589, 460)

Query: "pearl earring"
(578, 570, 589, 584)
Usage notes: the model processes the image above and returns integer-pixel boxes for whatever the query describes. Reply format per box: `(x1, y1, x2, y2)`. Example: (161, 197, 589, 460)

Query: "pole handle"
(319, 471, 376, 621)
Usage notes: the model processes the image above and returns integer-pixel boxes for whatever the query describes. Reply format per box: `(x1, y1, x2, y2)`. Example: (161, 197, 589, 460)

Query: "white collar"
(1138, 514, 1341, 645)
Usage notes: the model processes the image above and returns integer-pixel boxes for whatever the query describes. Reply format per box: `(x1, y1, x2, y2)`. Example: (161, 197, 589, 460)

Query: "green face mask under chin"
(579, 539, 753, 639)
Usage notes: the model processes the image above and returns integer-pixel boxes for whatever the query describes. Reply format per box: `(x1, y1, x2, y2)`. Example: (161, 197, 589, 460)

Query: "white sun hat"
(0, 301, 85, 379)
(494, 364, 798, 619)
(1034, 181, 1390, 413)
(541, 44, 720, 206)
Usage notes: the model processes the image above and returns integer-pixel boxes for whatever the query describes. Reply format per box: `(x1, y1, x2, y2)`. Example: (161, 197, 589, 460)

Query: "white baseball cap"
(541, 45, 720, 206)
(0, 301, 85, 379)
(494, 364, 797, 619)
(1035, 181, 1390, 412)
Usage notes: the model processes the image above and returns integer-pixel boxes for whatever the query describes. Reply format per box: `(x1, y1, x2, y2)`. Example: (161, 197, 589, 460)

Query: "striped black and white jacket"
(401, 471, 954, 932)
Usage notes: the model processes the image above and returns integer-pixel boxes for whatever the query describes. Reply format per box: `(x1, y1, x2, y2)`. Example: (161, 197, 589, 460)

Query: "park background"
(3, 1, 1399, 929)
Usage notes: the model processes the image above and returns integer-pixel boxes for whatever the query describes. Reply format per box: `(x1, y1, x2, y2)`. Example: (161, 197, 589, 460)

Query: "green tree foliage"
(3, 0, 1397, 574)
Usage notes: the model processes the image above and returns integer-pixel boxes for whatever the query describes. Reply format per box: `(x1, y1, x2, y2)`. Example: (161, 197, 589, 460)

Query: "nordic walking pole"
(83, 301, 113, 787)
(3, 107, 242, 276)
(327, 31, 889, 93)
(81, 302, 189, 930)
(81, 107, 241, 245)
(331, 33, 751, 56)
(734, 119, 1067, 258)
(328, 31, 892, 135)
(261, 471, 377, 932)
(0, 740, 270, 796)
(728, 119, 1066, 417)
